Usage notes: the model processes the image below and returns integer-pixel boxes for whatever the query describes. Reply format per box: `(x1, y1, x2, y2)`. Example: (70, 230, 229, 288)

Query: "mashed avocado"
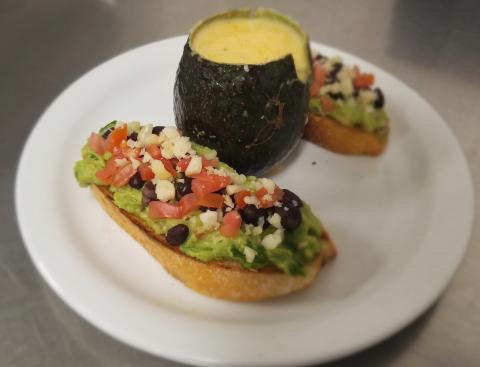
(309, 98, 389, 134)
(74, 142, 325, 276)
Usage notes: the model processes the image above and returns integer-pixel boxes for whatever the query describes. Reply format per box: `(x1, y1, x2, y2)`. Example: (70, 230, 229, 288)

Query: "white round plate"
(16, 36, 473, 366)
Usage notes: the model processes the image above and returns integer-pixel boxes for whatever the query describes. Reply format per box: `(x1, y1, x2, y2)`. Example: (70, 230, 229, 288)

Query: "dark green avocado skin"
(174, 41, 309, 175)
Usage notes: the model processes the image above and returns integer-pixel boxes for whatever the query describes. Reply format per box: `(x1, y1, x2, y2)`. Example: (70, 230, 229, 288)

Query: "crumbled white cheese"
(173, 136, 191, 159)
(267, 213, 283, 229)
(155, 180, 175, 202)
(142, 152, 153, 163)
(329, 82, 341, 94)
(150, 159, 172, 180)
(161, 140, 174, 159)
(127, 121, 140, 133)
(230, 173, 246, 185)
(206, 166, 228, 176)
(126, 139, 137, 148)
(185, 156, 202, 176)
(359, 90, 377, 106)
(199, 210, 219, 230)
(244, 246, 257, 263)
(137, 124, 153, 145)
(340, 78, 353, 97)
(261, 229, 284, 250)
(176, 178, 185, 183)
(223, 194, 234, 208)
(161, 126, 180, 141)
(243, 65, 249, 72)
(259, 178, 275, 194)
(226, 185, 245, 195)
(144, 134, 161, 147)
(130, 158, 141, 170)
(216, 209, 224, 221)
(252, 224, 263, 236)
(331, 56, 343, 64)
(114, 158, 128, 167)
(244, 224, 253, 235)
(244, 195, 260, 206)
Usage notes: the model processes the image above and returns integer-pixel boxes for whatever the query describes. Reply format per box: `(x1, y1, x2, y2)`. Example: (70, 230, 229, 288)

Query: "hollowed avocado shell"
(174, 9, 312, 174)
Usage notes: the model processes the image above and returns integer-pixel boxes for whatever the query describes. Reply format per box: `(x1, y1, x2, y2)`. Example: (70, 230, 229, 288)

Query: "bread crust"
(91, 185, 337, 301)
(304, 113, 388, 156)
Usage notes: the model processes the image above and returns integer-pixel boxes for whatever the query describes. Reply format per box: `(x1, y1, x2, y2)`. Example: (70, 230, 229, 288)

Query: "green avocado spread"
(74, 134, 326, 276)
(309, 98, 388, 135)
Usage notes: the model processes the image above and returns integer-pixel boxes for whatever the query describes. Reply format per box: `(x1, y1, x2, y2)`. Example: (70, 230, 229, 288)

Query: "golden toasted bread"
(304, 113, 388, 156)
(91, 185, 337, 301)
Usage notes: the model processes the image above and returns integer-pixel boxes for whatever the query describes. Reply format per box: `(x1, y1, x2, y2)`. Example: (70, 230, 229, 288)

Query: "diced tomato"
(146, 144, 162, 159)
(176, 156, 218, 172)
(310, 81, 321, 97)
(179, 193, 199, 215)
(234, 190, 251, 209)
(320, 95, 336, 112)
(146, 144, 176, 176)
(191, 173, 231, 198)
(202, 157, 219, 168)
(121, 145, 140, 159)
(149, 201, 183, 219)
(256, 186, 284, 208)
(176, 157, 191, 172)
(110, 163, 136, 187)
(310, 62, 327, 97)
(160, 157, 177, 177)
(95, 158, 117, 184)
(138, 163, 154, 181)
(353, 73, 375, 89)
(313, 62, 326, 86)
(198, 193, 224, 209)
(219, 210, 242, 238)
(105, 124, 128, 152)
(89, 132, 106, 155)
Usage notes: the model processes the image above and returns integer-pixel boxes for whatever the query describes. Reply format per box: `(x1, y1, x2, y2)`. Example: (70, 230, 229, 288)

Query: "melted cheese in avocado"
(191, 17, 310, 82)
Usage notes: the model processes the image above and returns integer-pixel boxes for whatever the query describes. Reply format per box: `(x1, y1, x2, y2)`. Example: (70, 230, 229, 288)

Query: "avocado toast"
(74, 121, 336, 301)
(306, 54, 389, 155)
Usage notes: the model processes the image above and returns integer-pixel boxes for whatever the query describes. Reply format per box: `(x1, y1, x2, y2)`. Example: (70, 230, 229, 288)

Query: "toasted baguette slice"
(91, 185, 337, 301)
(304, 113, 388, 156)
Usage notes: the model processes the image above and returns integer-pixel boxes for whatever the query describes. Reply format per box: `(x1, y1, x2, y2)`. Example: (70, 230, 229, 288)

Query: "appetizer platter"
(16, 8, 473, 367)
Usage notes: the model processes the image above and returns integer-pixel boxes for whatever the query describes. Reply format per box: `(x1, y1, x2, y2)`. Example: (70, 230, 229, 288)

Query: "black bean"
(128, 132, 138, 141)
(166, 224, 189, 246)
(152, 126, 165, 135)
(102, 128, 114, 139)
(174, 177, 192, 200)
(373, 88, 385, 109)
(143, 181, 156, 198)
(141, 181, 157, 208)
(325, 63, 343, 84)
(274, 206, 302, 231)
(281, 189, 303, 208)
(128, 172, 144, 189)
(328, 92, 344, 100)
(240, 205, 267, 226)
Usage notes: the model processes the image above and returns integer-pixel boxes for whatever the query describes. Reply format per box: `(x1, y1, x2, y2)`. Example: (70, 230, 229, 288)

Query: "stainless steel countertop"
(2, 0, 480, 366)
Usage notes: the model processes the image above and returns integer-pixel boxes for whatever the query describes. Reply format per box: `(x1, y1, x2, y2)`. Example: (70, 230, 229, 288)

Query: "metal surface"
(2, 0, 479, 366)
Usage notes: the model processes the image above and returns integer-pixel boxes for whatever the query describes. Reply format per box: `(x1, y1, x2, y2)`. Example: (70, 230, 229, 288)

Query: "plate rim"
(15, 35, 475, 366)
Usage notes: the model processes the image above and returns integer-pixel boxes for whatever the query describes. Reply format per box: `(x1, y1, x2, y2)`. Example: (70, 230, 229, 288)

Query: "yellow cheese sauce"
(191, 17, 310, 82)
